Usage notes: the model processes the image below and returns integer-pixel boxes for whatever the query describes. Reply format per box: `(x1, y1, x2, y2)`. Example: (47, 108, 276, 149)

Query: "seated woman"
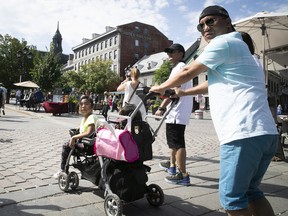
(53, 95, 98, 179)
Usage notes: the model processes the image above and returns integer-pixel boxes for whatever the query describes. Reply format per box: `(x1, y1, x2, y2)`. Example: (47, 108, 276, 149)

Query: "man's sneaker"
(165, 172, 190, 186)
(159, 161, 176, 175)
(2, 110, 5, 115)
(53, 170, 64, 179)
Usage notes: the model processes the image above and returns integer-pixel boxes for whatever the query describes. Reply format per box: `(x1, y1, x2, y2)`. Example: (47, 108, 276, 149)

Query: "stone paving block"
(0, 164, 6, 171)
(0, 179, 15, 188)
(27, 178, 50, 187)
(9, 167, 24, 174)
(17, 172, 36, 180)
(1, 170, 14, 177)
(6, 175, 26, 184)
(17, 164, 32, 170)
(0, 187, 7, 194)
(32, 172, 51, 180)
(45, 204, 106, 216)
(19, 197, 61, 215)
(4, 186, 22, 193)
(171, 192, 222, 216)
(14, 181, 37, 190)
(49, 193, 92, 209)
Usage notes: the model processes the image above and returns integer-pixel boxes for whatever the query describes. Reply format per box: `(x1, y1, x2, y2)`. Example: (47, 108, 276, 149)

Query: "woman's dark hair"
(79, 95, 94, 106)
(240, 31, 255, 55)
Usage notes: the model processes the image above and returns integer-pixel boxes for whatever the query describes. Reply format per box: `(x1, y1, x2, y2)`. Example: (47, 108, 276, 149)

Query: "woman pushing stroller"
(53, 95, 99, 179)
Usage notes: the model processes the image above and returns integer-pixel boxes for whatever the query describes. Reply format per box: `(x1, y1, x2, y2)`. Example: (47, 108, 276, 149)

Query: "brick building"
(66, 21, 172, 79)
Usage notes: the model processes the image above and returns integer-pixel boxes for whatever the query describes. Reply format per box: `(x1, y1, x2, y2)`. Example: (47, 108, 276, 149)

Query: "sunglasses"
(197, 18, 222, 32)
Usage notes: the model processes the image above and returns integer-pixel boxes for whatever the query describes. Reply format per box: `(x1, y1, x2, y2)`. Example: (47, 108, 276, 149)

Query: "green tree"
(58, 59, 120, 94)
(0, 34, 35, 101)
(154, 60, 172, 84)
(31, 51, 62, 92)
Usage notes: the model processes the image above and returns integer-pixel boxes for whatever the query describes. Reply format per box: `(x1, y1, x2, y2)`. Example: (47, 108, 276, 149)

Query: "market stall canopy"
(14, 81, 39, 88)
(233, 11, 288, 82)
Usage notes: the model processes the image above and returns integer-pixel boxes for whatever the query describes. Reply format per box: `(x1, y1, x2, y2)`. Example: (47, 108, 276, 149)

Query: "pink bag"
(94, 128, 139, 163)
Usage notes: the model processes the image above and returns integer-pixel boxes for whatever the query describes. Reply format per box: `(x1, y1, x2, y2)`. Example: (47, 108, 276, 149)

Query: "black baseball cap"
(199, 5, 235, 31)
(164, 43, 185, 54)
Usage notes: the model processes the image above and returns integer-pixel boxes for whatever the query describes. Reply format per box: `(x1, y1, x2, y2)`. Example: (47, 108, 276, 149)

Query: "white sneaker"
(53, 170, 64, 179)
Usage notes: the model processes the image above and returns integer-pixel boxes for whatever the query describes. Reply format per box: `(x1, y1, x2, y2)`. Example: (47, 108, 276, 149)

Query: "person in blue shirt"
(151, 5, 278, 216)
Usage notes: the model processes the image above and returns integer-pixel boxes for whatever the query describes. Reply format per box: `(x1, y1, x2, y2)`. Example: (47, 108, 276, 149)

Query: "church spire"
(52, 21, 63, 54)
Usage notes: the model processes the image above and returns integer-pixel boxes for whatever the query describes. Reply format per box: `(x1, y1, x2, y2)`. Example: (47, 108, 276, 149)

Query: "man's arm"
(175, 80, 208, 97)
(150, 60, 208, 94)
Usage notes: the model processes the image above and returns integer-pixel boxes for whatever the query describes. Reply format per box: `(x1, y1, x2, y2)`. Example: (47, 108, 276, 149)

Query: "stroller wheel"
(146, 184, 164, 207)
(58, 173, 69, 192)
(104, 193, 123, 216)
(68, 171, 79, 190)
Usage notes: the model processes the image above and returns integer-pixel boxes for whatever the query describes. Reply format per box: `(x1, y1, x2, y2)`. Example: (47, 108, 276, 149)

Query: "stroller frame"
(57, 89, 178, 216)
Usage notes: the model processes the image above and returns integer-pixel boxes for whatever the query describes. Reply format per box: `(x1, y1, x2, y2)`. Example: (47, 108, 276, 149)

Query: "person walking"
(155, 44, 193, 186)
(151, 5, 278, 216)
(0, 83, 6, 116)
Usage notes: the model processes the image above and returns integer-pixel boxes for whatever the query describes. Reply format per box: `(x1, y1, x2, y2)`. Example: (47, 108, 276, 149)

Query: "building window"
(104, 53, 107, 60)
(193, 77, 199, 86)
(105, 40, 108, 48)
(88, 59, 91, 64)
(135, 53, 139, 60)
(135, 26, 140, 33)
(113, 65, 117, 72)
(144, 28, 148, 34)
(101, 42, 103, 50)
(114, 50, 117, 59)
(96, 44, 99, 51)
(74, 52, 77, 59)
(92, 46, 95, 53)
(114, 36, 118, 45)
(89, 47, 91, 54)
(85, 49, 87, 56)
(135, 39, 139, 47)
(100, 54, 103, 60)
(110, 38, 113, 46)
(109, 51, 112, 60)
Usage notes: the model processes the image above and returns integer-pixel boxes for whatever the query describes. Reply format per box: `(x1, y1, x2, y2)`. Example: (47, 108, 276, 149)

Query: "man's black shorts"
(166, 123, 186, 149)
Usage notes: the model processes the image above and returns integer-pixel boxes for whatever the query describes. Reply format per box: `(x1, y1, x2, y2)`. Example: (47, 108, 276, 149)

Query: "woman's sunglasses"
(197, 18, 222, 32)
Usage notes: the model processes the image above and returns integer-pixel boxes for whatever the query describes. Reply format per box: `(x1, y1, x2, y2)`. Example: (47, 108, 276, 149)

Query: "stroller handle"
(137, 87, 176, 104)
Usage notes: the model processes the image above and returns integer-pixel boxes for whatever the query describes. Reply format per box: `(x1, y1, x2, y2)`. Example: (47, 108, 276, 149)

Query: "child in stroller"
(56, 89, 176, 216)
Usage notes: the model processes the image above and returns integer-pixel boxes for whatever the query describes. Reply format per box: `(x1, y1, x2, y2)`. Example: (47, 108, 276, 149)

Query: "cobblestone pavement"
(0, 104, 287, 216)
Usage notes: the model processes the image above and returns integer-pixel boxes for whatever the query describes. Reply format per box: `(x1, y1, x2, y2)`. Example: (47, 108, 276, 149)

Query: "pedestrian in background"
(156, 43, 193, 186)
(151, 5, 278, 216)
(0, 83, 7, 116)
(117, 67, 147, 120)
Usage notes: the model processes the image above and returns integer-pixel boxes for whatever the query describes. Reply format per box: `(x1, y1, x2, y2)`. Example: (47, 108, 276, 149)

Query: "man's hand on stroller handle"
(149, 87, 175, 97)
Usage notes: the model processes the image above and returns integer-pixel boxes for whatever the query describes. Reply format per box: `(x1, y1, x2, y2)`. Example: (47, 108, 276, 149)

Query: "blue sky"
(1, 0, 287, 54)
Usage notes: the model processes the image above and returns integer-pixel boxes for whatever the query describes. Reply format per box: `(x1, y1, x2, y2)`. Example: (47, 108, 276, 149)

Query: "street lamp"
(17, 47, 33, 82)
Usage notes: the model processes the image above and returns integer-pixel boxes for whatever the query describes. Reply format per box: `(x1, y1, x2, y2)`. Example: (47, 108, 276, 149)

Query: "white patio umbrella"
(233, 11, 288, 84)
(14, 81, 39, 88)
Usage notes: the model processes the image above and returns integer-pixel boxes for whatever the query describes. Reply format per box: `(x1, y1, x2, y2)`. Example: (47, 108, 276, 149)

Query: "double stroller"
(57, 88, 177, 216)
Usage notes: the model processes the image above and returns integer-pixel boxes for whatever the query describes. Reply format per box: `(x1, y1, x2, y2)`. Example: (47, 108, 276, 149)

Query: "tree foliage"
(30, 51, 62, 92)
(57, 59, 120, 94)
(0, 34, 34, 89)
(154, 60, 172, 84)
